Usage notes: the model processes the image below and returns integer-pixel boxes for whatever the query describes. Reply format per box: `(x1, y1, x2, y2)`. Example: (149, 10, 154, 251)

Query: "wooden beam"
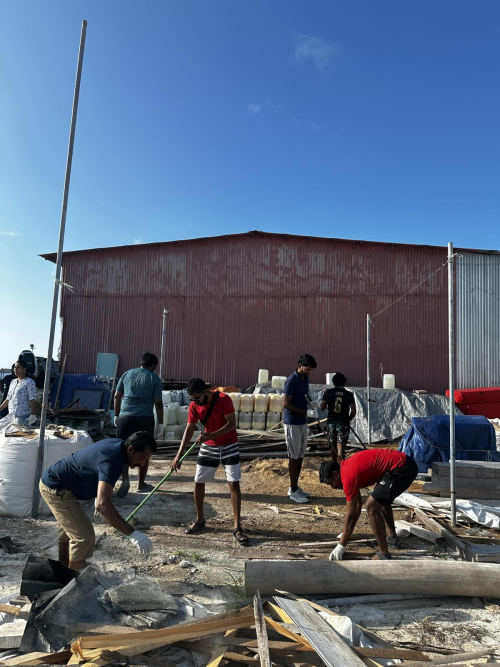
(246, 560, 500, 596)
(0, 653, 72, 667)
(395, 520, 446, 545)
(276, 598, 367, 667)
(73, 606, 254, 652)
(413, 508, 467, 556)
(253, 591, 271, 667)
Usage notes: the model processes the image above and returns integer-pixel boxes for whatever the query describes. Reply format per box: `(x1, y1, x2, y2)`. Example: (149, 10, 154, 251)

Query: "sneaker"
(287, 486, 311, 498)
(289, 489, 309, 503)
(387, 536, 401, 548)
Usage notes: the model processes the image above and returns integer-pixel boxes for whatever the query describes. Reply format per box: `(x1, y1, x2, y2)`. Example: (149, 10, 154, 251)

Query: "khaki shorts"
(39, 480, 95, 561)
(285, 424, 308, 459)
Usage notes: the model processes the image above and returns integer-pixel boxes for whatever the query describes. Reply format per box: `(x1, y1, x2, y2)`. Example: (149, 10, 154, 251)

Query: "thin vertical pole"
(32, 21, 88, 518)
(448, 242, 456, 527)
(367, 314, 371, 445)
(159, 308, 169, 380)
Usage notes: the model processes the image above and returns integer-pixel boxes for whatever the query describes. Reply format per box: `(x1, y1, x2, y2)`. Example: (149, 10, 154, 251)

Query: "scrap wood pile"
(153, 420, 368, 461)
(2, 591, 498, 667)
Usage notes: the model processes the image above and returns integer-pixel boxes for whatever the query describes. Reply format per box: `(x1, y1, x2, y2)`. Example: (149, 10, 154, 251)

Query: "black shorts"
(117, 415, 155, 442)
(371, 456, 418, 506)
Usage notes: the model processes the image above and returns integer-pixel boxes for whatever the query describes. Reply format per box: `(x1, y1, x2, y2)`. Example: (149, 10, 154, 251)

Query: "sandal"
(184, 520, 206, 535)
(233, 526, 250, 546)
(372, 551, 391, 560)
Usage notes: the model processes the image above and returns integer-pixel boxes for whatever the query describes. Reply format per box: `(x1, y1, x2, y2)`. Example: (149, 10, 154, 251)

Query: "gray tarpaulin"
(253, 383, 455, 444)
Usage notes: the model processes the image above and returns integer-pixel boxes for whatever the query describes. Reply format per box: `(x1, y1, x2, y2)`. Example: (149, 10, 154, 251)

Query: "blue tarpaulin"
(50, 374, 116, 410)
(398, 415, 500, 472)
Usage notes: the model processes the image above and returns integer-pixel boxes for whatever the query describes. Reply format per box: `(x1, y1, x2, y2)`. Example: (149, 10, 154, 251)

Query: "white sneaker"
(289, 489, 309, 503)
(287, 486, 311, 498)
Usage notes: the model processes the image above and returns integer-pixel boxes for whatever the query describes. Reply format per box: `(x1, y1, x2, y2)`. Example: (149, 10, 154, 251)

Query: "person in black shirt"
(0, 364, 16, 419)
(320, 373, 356, 461)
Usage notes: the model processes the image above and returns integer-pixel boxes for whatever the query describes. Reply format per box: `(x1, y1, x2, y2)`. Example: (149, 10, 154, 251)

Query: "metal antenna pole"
(32, 21, 88, 518)
(159, 308, 170, 380)
(367, 314, 372, 445)
(448, 242, 456, 527)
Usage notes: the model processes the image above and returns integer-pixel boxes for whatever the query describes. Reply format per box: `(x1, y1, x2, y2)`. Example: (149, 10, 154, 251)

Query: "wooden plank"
(395, 520, 446, 545)
(1, 652, 72, 666)
(74, 606, 254, 651)
(264, 616, 313, 649)
(276, 598, 367, 667)
(401, 648, 491, 666)
(355, 647, 430, 660)
(432, 461, 500, 479)
(246, 559, 500, 596)
(253, 591, 271, 667)
(0, 603, 20, 616)
(413, 508, 467, 556)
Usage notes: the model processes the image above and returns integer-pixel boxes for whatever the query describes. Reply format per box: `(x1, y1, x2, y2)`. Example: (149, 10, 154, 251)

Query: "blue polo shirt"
(41, 439, 125, 501)
(283, 371, 309, 426)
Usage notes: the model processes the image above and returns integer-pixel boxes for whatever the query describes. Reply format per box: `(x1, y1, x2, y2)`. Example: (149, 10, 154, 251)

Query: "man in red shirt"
(319, 449, 418, 560)
(171, 378, 249, 545)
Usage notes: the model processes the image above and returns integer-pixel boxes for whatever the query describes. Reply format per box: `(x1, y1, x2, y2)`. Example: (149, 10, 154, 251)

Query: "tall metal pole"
(32, 21, 88, 518)
(367, 314, 372, 445)
(448, 242, 456, 527)
(159, 308, 169, 380)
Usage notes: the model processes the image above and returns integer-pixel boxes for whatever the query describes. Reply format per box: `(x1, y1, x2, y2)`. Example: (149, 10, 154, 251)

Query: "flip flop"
(233, 526, 250, 546)
(184, 520, 206, 535)
(372, 551, 391, 560)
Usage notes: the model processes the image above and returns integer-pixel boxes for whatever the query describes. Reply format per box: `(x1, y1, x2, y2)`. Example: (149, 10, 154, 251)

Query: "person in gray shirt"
(114, 352, 163, 496)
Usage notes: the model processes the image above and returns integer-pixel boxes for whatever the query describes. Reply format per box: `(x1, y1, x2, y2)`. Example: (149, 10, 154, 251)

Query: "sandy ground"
(2, 457, 500, 658)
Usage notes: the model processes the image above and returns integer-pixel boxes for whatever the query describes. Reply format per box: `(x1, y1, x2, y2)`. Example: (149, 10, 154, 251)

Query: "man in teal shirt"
(114, 352, 163, 496)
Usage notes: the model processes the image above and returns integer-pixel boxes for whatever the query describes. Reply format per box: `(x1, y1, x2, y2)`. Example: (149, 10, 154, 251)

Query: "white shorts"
(194, 442, 241, 483)
(285, 424, 308, 459)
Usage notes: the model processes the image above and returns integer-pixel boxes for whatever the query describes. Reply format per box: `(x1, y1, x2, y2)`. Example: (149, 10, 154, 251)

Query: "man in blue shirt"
(114, 352, 163, 496)
(40, 432, 157, 572)
(283, 354, 317, 503)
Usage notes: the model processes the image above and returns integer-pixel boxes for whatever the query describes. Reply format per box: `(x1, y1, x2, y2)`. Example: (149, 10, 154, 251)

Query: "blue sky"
(1, 1, 499, 366)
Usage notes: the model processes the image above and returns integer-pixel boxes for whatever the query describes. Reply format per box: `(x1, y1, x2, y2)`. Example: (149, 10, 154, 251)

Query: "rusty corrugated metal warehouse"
(42, 231, 499, 394)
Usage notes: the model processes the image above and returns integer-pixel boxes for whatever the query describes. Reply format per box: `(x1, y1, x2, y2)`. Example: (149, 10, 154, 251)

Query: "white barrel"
(176, 406, 189, 425)
(162, 390, 172, 404)
(269, 394, 283, 413)
(163, 402, 180, 426)
(229, 392, 241, 411)
(234, 412, 240, 428)
(182, 389, 191, 406)
(254, 394, 269, 412)
(271, 376, 282, 389)
(239, 412, 252, 429)
(239, 394, 254, 412)
(164, 424, 183, 440)
(326, 373, 336, 386)
(383, 374, 396, 390)
(171, 390, 184, 405)
(252, 412, 266, 430)
(266, 411, 281, 429)
(258, 369, 269, 384)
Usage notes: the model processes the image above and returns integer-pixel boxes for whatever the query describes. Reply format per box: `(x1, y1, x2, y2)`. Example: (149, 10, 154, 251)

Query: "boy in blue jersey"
(40, 431, 157, 572)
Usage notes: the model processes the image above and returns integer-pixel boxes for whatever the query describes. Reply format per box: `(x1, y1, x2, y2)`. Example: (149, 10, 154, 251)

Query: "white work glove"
(128, 530, 153, 555)
(329, 544, 346, 561)
(28, 415, 37, 426)
(114, 415, 119, 427)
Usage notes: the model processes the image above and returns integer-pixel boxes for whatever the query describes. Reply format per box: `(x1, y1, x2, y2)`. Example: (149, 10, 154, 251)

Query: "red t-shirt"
(188, 392, 237, 447)
(340, 449, 408, 502)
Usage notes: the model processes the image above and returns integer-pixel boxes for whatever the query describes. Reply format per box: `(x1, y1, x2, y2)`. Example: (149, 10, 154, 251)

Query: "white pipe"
(448, 242, 456, 527)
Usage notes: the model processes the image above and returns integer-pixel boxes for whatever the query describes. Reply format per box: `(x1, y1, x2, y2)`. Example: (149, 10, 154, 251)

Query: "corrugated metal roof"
(456, 252, 500, 389)
(40, 230, 499, 264)
(55, 233, 452, 393)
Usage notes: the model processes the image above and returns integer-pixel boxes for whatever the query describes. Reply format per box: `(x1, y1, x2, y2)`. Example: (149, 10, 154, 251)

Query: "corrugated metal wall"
(456, 251, 500, 388)
(54, 232, 452, 393)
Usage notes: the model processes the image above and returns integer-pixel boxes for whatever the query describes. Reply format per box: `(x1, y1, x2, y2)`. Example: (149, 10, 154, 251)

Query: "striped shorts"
(194, 442, 241, 483)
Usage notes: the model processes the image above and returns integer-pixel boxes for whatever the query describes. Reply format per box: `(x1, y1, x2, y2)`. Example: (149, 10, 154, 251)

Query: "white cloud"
(248, 103, 264, 115)
(0, 230, 21, 237)
(133, 237, 143, 245)
(292, 116, 325, 132)
(290, 32, 340, 75)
